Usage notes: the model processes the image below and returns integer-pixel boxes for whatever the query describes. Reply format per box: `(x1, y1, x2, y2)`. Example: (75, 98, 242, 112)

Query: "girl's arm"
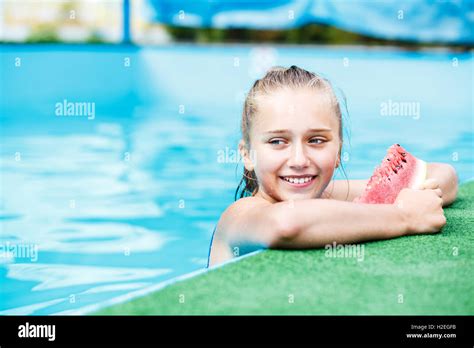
(217, 188, 445, 253)
(271, 188, 445, 249)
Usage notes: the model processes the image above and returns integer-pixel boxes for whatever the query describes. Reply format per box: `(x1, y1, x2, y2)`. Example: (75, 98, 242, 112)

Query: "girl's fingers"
(422, 178, 440, 190)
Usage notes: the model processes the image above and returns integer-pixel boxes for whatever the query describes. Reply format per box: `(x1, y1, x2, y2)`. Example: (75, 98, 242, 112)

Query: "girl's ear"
(239, 140, 255, 171)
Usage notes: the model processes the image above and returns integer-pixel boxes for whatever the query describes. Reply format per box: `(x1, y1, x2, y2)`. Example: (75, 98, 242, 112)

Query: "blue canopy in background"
(146, 0, 474, 44)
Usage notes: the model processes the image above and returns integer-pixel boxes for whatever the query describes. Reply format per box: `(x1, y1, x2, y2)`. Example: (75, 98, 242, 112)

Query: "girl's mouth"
(279, 175, 317, 188)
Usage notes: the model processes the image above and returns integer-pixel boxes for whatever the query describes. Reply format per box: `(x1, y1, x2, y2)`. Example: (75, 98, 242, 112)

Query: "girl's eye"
(310, 138, 325, 144)
(269, 139, 286, 145)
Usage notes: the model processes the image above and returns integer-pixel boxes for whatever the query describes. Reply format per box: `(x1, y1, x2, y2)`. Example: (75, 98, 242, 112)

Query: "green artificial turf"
(96, 182, 474, 315)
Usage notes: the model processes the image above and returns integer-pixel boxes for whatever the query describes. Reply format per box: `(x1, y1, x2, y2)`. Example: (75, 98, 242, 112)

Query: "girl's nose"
(287, 143, 310, 168)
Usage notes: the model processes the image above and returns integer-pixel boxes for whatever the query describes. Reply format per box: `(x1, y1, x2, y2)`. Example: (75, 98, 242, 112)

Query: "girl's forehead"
(253, 88, 337, 132)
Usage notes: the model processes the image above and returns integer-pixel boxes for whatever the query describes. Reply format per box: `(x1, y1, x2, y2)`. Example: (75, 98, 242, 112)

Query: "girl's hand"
(394, 188, 446, 235)
(420, 178, 443, 199)
(420, 178, 440, 190)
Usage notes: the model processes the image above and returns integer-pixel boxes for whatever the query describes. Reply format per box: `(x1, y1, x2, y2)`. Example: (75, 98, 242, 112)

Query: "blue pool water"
(0, 44, 472, 314)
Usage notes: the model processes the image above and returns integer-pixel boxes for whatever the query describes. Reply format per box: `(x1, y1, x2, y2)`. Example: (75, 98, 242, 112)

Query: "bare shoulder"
(217, 196, 272, 236)
(209, 196, 272, 267)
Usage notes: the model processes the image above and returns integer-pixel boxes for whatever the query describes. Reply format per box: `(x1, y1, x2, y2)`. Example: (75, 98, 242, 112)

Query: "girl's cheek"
(255, 147, 281, 172)
(321, 145, 340, 165)
(319, 154, 337, 170)
(314, 152, 338, 177)
(327, 159, 339, 173)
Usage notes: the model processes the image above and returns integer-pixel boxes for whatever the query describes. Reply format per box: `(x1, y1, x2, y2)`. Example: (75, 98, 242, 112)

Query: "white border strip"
(55, 249, 264, 315)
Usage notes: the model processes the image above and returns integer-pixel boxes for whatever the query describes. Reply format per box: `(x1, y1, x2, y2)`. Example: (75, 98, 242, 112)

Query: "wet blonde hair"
(235, 65, 344, 200)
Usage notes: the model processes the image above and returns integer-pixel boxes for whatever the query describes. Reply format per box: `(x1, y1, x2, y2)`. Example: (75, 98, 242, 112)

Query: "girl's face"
(244, 87, 341, 202)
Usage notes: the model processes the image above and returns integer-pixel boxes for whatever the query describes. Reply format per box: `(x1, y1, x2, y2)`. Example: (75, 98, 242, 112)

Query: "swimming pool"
(0, 44, 472, 315)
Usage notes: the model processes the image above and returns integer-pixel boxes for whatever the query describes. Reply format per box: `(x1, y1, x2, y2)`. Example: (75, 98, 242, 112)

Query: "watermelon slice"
(355, 144, 427, 204)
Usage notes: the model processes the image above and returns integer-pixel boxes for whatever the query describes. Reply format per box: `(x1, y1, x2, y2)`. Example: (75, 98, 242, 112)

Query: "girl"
(208, 65, 458, 267)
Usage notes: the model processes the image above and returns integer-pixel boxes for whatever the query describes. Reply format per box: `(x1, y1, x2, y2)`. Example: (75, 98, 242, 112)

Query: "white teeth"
(283, 176, 313, 184)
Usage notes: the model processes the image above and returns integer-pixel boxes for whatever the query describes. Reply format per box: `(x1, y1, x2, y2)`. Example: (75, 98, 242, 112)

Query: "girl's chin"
(282, 192, 317, 200)
(278, 188, 321, 201)
(262, 178, 324, 202)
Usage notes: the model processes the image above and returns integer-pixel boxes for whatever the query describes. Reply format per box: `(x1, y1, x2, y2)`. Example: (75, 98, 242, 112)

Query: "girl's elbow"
(443, 164, 458, 206)
(268, 212, 300, 248)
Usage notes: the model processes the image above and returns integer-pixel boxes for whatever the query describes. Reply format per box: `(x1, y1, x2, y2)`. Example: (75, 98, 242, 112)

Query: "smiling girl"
(208, 65, 458, 267)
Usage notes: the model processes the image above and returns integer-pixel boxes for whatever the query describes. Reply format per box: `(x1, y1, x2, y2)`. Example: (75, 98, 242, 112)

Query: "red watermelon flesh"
(355, 144, 427, 204)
